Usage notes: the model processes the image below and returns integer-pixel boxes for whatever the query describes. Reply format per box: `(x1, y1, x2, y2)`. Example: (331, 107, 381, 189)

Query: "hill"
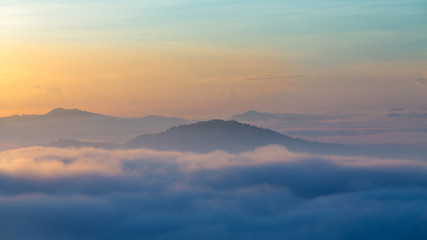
(125, 119, 342, 153)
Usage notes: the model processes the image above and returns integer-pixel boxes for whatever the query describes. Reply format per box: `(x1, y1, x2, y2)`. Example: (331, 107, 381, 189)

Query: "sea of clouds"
(1, 145, 427, 239)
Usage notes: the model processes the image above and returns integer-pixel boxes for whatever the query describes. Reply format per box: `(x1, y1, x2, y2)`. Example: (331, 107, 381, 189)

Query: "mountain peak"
(126, 119, 298, 152)
(232, 110, 272, 121)
(46, 108, 100, 118)
(165, 119, 259, 134)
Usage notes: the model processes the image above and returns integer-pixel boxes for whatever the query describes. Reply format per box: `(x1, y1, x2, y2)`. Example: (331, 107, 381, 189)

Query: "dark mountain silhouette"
(125, 119, 343, 153)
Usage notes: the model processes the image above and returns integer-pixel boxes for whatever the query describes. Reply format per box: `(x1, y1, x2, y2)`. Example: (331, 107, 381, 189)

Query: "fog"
(1, 145, 426, 239)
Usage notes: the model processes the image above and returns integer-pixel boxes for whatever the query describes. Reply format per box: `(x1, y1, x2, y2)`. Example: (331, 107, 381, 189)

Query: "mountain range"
(0, 108, 188, 150)
(2, 108, 427, 159)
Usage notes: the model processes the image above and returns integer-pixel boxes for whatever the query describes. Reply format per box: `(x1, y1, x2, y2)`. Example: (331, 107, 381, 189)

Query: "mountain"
(45, 108, 101, 118)
(0, 108, 189, 150)
(231, 110, 274, 121)
(1, 108, 99, 122)
(49, 119, 427, 159)
(49, 138, 121, 149)
(125, 119, 343, 153)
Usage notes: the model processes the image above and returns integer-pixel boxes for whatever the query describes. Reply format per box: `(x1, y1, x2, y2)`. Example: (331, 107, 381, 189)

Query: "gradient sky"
(1, 0, 427, 117)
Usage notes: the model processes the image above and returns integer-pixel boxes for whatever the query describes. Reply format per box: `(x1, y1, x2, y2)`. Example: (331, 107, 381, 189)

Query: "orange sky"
(1, 0, 426, 118)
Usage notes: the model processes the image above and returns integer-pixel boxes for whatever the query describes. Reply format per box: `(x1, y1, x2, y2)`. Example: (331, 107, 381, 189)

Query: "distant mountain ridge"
(0, 108, 189, 150)
(50, 138, 121, 149)
(232, 110, 357, 122)
(45, 108, 102, 118)
(1, 108, 186, 122)
(1, 108, 99, 121)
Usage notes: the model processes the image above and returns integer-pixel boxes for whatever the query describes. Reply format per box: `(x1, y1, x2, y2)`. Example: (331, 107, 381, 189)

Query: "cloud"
(415, 77, 427, 85)
(202, 74, 303, 83)
(232, 111, 361, 123)
(1, 146, 427, 239)
(387, 112, 427, 119)
(241, 74, 304, 81)
(287, 129, 384, 137)
(46, 87, 61, 94)
(0, 147, 122, 178)
(32, 85, 62, 94)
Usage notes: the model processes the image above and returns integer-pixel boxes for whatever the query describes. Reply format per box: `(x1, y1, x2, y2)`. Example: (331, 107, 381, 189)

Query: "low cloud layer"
(415, 77, 427, 85)
(1, 146, 427, 239)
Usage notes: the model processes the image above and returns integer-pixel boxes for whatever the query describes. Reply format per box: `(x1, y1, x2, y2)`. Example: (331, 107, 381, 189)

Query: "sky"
(1, 0, 427, 117)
